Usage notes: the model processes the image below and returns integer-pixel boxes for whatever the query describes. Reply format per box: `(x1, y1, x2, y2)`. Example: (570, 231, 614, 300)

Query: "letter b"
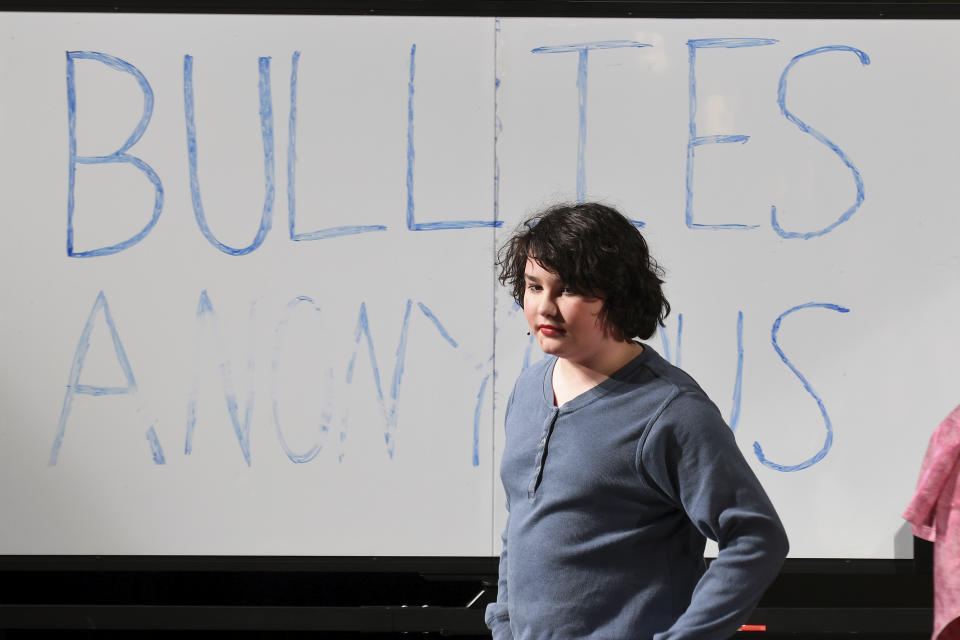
(66, 51, 163, 257)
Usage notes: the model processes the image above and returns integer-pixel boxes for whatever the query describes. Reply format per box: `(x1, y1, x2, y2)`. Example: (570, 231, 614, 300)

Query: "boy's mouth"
(538, 324, 564, 336)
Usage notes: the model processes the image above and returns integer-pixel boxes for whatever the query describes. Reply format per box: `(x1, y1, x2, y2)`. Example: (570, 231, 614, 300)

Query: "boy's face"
(523, 258, 612, 367)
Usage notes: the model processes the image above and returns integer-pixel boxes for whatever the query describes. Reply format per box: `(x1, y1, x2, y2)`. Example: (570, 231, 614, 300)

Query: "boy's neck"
(556, 340, 643, 385)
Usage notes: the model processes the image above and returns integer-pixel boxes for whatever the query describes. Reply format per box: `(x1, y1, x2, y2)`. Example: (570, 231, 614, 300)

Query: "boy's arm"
(641, 392, 789, 640)
(485, 387, 516, 640)
(484, 510, 513, 640)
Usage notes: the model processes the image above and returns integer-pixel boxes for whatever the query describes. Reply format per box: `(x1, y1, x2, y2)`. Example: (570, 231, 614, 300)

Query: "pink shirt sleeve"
(904, 405, 960, 541)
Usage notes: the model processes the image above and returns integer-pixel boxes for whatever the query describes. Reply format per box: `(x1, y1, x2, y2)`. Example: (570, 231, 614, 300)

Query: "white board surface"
(1, 13, 955, 558)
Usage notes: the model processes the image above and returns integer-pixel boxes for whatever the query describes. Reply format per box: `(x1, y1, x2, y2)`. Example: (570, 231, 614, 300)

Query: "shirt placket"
(528, 407, 560, 500)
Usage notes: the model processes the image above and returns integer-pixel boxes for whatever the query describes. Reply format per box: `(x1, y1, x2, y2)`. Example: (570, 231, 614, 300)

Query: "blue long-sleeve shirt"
(485, 346, 788, 639)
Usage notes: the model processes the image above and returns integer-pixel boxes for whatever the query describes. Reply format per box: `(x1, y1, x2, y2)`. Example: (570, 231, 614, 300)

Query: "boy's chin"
(536, 339, 567, 356)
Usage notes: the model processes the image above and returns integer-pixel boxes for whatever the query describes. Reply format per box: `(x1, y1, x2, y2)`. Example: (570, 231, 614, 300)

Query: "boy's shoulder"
(611, 346, 724, 427)
(634, 344, 707, 396)
(510, 355, 554, 399)
(517, 354, 554, 380)
(636, 347, 730, 436)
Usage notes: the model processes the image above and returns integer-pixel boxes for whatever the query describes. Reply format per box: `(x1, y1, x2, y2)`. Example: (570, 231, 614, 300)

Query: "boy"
(485, 202, 788, 639)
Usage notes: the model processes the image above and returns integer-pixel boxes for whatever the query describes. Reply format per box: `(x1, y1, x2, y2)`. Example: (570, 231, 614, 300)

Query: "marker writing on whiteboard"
(772, 45, 870, 239)
(66, 51, 163, 257)
(531, 39, 649, 222)
(754, 302, 850, 471)
(685, 37, 776, 230)
(183, 54, 275, 256)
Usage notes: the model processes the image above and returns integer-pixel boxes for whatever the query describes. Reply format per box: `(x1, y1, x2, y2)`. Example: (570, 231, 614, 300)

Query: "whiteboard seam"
(491, 15, 502, 558)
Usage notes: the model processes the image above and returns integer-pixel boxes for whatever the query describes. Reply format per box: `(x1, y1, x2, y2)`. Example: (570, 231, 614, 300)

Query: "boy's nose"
(538, 295, 559, 317)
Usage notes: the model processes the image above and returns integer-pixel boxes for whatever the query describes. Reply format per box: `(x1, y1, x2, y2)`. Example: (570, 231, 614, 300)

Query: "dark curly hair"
(497, 202, 670, 341)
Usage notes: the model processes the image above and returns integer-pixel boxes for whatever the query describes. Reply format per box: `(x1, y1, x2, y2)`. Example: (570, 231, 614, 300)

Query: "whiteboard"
(1, 13, 956, 559)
